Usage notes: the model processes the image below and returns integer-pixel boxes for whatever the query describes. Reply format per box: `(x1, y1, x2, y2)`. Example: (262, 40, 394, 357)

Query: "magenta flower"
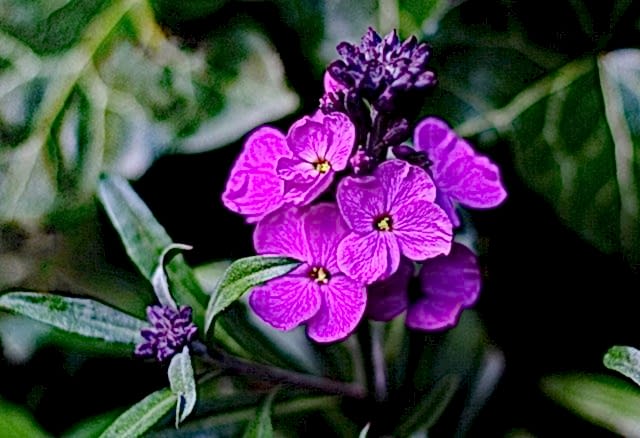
(336, 159, 453, 285)
(222, 127, 291, 223)
(367, 243, 481, 330)
(249, 203, 367, 343)
(277, 112, 355, 206)
(414, 117, 507, 227)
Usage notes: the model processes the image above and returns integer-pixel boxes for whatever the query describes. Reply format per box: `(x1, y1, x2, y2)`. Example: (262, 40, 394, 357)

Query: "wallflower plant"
(0, 27, 506, 437)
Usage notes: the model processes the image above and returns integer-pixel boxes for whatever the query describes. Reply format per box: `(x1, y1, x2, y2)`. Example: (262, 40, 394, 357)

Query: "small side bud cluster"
(135, 305, 197, 362)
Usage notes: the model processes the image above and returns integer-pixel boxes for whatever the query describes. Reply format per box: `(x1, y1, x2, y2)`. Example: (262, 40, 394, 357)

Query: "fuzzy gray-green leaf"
(0, 292, 145, 345)
(168, 346, 197, 427)
(99, 388, 176, 438)
(204, 256, 299, 334)
(151, 243, 193, 308)
(604, 345, 640, 387)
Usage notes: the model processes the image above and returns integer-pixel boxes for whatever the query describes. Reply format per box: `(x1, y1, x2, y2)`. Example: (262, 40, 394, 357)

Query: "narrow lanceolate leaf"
(204, 256, 300, 333)
(0, 292, 145, 345)
(98, 174, 208, 325)
(168, 347, 197, 428)
(542, 373, 640, 436)
(151, 244, 193, 308)
(604, 346, 640, 387)
(99, 388, 176, 438)
(242, 390, 277, 438)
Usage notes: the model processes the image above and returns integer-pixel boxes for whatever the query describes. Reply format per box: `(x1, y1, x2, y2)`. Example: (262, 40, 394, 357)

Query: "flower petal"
(306, 274, 366, 342)
(337, 231, 400, 284)
(375, 159, 437, 211)
(323, 112, 355, 170)
(253, 206, 309, 261)
(435, 191, 460, 228)
(336, 175, 385, 233)
(287, 116, 329, 162)
(277, 157, 316, 181)
(405, 296, 463, 330)
(366, 257, 413, 321)
(282, 170, 334, 206)
(393, 200, 453, 261)
(222, 127, 290, 222)
(415, 117, 507, 209)
(406, 243, 480, 331)
(303, 203, 348, 272)
(419, 242, 480, 307)
(223, 170, 285, 223)
(249, 273, 321, 331)
(324, 70, 345, 94)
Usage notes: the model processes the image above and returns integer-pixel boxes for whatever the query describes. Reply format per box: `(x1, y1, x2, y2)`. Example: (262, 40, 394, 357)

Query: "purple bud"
(134, 305, 198, 363)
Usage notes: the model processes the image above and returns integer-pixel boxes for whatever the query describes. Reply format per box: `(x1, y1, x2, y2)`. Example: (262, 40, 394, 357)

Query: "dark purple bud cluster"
(134, 305, 198, 362)
(328, 27, 436, 112)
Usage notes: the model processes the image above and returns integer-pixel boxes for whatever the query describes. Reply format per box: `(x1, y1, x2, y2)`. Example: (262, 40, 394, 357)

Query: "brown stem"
(191, 340, 367, 400)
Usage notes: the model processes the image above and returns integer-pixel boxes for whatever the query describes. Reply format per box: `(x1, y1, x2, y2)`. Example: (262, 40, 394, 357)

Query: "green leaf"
(0, 397, 50, 438)
(597, 49, 640, 265)
(0, 0, 298, 223)
(358, 423, 370, 438)
(99, 388, 176, 438)
(242, 390, 277, 438)
(61, 410, 121, 438)
(0, 292, 145, 344)
(151, 243, 192, 308)
(604, 345, 640, 386)
(394, 374, 460, 437)
(204, 256, 299, 334)
(448, 49, 640, 265)
(97, 174, 208, 325)
(168, 346, 197, 428)
(542, 373, 640, 436)
(398, 0, 459, 37)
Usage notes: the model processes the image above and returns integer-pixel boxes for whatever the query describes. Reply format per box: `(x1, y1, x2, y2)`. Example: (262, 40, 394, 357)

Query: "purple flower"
(135, 305, 198, 362)
(277, 112, 355, 206)
(222, 127, 291, 223)
(336, 159, 453, 285)
(328, 27, 436, 111)
(250, 203, 367, 343)
(414, 117, 507, 227)
(367, 243, 481, 330)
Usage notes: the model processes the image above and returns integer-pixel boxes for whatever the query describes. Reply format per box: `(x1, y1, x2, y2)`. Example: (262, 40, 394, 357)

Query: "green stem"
(191, 341, 367, 400)
(370, 321, 388, 403)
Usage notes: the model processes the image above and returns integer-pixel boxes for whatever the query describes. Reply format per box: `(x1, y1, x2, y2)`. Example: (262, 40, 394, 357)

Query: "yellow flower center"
(314, 159, 331, 174)
(309, 266, 330, 285)
(375, 215, 393, 231)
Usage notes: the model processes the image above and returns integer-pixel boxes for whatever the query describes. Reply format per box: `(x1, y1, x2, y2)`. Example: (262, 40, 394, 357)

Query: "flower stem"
(191, 340, 367, 400)
(370, 321, 388, 403)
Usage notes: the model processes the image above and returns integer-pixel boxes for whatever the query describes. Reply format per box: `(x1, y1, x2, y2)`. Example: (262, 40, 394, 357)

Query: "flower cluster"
(222, 28, 506, 343)
(134, 305, 198, 362)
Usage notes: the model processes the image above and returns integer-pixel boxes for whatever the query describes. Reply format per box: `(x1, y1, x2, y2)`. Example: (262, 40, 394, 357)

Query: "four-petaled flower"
(367, 243, 481, 330)
(250, 204, 367, 343)
(135, 305, 198, 362)
(336, 159, 453, 285)
(414, 117, 507, 227)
